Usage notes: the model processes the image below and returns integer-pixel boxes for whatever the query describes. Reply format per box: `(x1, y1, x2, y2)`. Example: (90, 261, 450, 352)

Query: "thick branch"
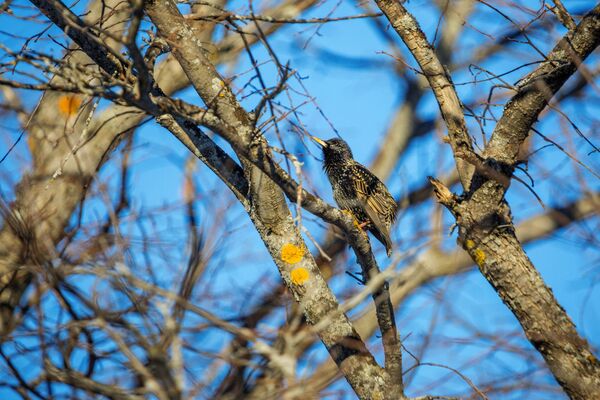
(374, 0, 475, 188)
(484, 4, 600, 174)
(305, 192, 599, 393)
(378, 2, 600, 399)
(31, 0, 127, 78)
(143, 0, 403, 397)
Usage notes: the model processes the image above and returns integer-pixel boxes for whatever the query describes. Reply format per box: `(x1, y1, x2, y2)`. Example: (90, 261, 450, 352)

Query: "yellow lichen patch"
(473, 248, 486, 266)
(27, 134, 37, 155)
(57, 94, 82, 116)
(214, 78, 227, 97)
(281, 243, 304, 264)
(371, 391, 384, 400)
(290, 267, 309, 285)
(464, 239, 476, 250)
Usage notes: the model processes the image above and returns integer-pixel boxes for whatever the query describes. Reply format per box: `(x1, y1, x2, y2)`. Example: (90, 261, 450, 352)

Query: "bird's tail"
(370, 228, 393, 257)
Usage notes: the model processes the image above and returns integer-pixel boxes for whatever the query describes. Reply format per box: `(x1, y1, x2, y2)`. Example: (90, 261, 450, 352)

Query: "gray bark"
(373, 1, 600, 397)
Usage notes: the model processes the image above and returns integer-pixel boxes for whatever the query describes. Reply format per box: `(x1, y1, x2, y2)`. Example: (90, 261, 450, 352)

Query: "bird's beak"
(310, 135, 328, 148)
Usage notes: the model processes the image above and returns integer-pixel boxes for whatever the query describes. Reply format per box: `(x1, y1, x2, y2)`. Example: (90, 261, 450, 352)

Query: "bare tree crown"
(0, 1, 598, 399)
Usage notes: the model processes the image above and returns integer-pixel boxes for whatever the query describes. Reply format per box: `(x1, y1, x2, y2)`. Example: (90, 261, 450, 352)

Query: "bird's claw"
(357, 221, 369, 229)
(341, 210, 369, 231)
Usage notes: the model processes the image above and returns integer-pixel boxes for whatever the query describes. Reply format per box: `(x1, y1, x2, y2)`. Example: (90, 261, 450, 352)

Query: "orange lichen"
(290, 267, 309, 285)
(27, 134, 37, 154)
(473, 248, 486, 266)
(464, 239, 476, 250)
(281, 243, 304, 264)
(57, 94, 82, 116)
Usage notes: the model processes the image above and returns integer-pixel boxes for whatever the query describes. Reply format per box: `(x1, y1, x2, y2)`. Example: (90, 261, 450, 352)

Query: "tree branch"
(143, 0, 403, 397)
(374, 0, 475, 189)
(303, 192, 599, 394)
(375, 1, 600, 398)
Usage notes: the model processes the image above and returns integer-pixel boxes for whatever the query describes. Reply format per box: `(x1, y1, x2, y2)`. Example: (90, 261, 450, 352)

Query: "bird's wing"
(352, 165, 397, 229)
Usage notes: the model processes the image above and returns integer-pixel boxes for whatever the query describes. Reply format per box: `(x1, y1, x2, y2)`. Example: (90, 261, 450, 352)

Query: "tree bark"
(142, 1, 404, 396)
(29, 0, 398, 395)
(375, 1, 600, 398)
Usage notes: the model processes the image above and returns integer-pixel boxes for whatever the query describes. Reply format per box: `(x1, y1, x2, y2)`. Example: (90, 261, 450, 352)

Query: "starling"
(311, 136, 398, 257)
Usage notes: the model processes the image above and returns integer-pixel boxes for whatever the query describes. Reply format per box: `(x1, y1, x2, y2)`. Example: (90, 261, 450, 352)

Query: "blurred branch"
(186, 11, 383, 24)
(5, 0, 600, 398)
(0, 0, 319, 355)
(547, 0, 576, 31)
(0, 0, 131, 338)
(45, 362, 145, 400)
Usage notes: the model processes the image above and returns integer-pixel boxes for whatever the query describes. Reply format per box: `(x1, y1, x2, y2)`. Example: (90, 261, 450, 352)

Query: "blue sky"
(0, 0, 599, 399)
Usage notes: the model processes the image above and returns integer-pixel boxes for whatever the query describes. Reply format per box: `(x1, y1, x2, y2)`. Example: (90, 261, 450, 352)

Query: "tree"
(0, 0, 598, 399)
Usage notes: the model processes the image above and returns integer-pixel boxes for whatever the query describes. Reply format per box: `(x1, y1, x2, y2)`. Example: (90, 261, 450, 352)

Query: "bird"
(311, 135, 398, 257)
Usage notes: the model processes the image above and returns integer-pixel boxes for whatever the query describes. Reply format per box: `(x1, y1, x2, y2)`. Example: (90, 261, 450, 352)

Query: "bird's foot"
(341, 210, 369, 236)
(352, 219, 369, 237)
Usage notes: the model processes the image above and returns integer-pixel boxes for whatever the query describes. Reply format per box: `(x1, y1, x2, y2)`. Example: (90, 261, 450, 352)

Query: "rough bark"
(28, 0, 397, 396)
(449, 6, 600, 399)
(294, 192, 600, 393)
(0, 0, 315, 339)
(15, 0, 600, 398)
(374, 0, 475, 189)
(375, 1, 600, 398)
(142, 1, 404, 397)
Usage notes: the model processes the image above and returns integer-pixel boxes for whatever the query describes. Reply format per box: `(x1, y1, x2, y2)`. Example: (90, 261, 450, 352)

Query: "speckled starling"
(311, 136, 397, 257)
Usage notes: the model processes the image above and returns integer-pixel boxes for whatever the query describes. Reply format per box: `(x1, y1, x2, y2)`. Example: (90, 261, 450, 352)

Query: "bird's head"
(310, 136, 353, 161)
